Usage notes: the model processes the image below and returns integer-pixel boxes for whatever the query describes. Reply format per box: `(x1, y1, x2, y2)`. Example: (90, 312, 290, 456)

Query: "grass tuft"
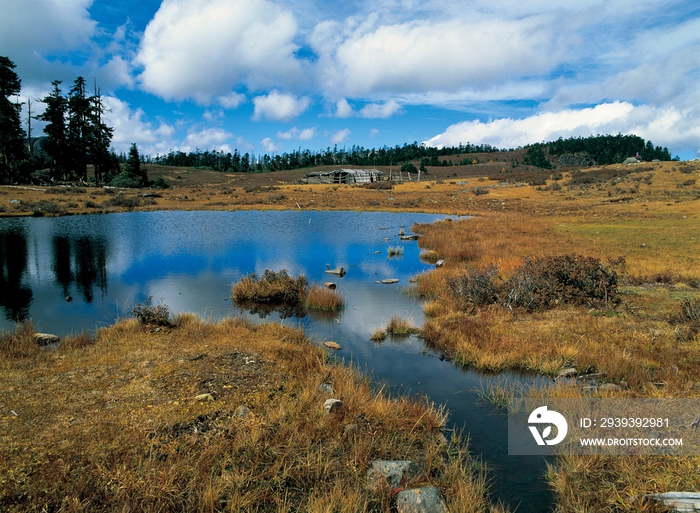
(305, 284, 344, 311)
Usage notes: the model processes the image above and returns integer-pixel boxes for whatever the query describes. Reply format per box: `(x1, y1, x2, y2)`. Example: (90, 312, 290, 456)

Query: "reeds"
(388, 245, 404, 257)
(305, 284, 344, 311)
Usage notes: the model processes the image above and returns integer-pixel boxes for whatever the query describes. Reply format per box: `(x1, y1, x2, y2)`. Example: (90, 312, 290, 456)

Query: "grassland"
(1, 156, 700, 511)
(0, 317, 495, 512)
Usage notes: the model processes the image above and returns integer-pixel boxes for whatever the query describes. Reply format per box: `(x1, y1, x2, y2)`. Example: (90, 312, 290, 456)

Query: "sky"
(2, 0, 700, 160)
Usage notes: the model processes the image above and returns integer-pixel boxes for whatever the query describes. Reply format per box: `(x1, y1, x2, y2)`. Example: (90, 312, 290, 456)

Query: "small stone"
(558, 367, 577, 378)
(435, 259, 445, 268)
(65, 295, 73, 302)
(396, 486, 447, 513)
(34, 333, 60, 346)
(366, 460, 422, 491)
(381, 278, 399, 284)
(324, 282, 337, 290)
(235, 405, 251, 418)
(195, 393, 214, 401)
(318, 383, 334, 395)
(324, 341, 341, 350)
(324, 398, 343, 414)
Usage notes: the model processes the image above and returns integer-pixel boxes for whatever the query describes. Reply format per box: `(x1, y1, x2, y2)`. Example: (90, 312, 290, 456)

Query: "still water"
(0, 210, 552, 512)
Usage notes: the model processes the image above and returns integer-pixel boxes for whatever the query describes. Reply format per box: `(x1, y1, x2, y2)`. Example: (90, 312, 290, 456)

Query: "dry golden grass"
(0, 315, 496, 512)
(305, 284, 344, 311)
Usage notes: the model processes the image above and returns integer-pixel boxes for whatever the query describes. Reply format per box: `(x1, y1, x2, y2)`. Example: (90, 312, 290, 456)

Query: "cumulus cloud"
(331, 128, 351, 144)
(261, 137, 281, 152)
(136, 0, 302, 103)
(359, 100, 403, 118)
(0, 0, 95, 69)
(278, 127, 316, 140)
(218, 92, 247, 110)
(252, 91, 310, 121)
(312, 16, 559, 97)
(423, 102, 700, 155)
(181, 128, 235, 154)
(335, 98, 354, 117)
(102, 96, 175, 155)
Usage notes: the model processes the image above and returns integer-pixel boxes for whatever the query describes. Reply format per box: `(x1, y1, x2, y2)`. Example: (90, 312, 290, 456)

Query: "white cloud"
(261, 137, 282, 152)
(335, 98, 354, 117)
(313, 16, 559, 97)
(182, 128, 235, 154)
(218, 92, 247, 109)
(102, 96, 175, 155)
(331, 128, 351, 144)
(278, 127, 316, 140)
(252, 91, 310, 121)
(359, 99, 403, 119)
(0, 0, 96, 69)
(423, 102, 700, 156)
(136, 0, 302, 103)
(369, 128, 379, 138)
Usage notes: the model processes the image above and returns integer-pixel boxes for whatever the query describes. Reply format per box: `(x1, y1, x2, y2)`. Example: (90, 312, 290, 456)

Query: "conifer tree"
(0, 56, 28, 183)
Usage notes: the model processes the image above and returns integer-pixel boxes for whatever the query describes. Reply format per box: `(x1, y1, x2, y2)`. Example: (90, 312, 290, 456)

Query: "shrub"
(132, 298, 172, 327)
(505, 254, 620, 310)
(151, 177, 170, 189)
(448, 265, 501, 313)
(471, 187, 490, 196)
(104, 194, 141, 209)
(447, 255, 620, 312)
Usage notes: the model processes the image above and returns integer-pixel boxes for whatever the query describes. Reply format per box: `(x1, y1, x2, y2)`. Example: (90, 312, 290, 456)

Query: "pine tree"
(67, 76, 91, 181)
(37, 80, 69, 180)
(0, 56, 28, 183)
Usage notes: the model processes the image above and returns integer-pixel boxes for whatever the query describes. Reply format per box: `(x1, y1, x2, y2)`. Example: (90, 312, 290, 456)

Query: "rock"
(65, 295, 73, 302)
(558, 367, 577, 378)
(599, 383, 622, 391)
(396, 486, 447, 513)
(324, 282, 337, 290)
(344, 423, 359, 436)
(235, 405, 251, 418)
(400, 235, 419, 240)
(34, 333, 60, 346)
(646, 492, 700, 512)
(318, 383, 334, 395)
(195, 393, 215, 401)
(623, 157, 639, 164)
(366, 460, 422, 491)
(435, 259, 445, 268)
(324, 341, 342, 350)
(325, 266, 347, 277)
(324, 398, 343, 414)
(381, 278, 399, 284)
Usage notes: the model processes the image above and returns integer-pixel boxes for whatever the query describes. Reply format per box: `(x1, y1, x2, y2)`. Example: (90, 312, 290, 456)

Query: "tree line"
(151, 141, 501, 174)
(0, 56, 149, 186)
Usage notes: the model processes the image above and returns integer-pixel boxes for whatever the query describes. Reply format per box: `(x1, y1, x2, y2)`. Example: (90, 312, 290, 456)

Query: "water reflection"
(0, 227, 32, 322)
(52, 235, 108, 303)
(0, 211, 552, 512)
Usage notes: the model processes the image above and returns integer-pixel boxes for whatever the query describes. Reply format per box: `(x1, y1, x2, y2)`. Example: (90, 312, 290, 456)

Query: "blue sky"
(2, 0, 700, 159)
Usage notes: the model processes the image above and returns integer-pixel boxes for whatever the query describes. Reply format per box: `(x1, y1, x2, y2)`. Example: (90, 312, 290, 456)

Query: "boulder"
(324, 398, 343, 414)
(324, 341, 341, 350)
(324, 282, 337, 290)
(396, 486, 448, 513)
(325, 266, 347, 277)
(381, 278, 399, 284)
(623, 157, 640, 164)
(366, 460, 422, 491)
(34, 333, 60, 346)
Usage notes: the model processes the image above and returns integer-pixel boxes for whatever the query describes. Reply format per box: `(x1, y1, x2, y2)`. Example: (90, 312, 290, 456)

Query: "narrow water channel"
(0, 210, 553, 512)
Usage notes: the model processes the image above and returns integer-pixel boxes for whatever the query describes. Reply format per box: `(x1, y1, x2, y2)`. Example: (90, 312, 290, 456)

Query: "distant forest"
(151, 134, 675, 174)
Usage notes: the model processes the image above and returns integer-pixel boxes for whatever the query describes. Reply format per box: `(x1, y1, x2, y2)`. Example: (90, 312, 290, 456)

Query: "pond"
(0, 210, 552, 512)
